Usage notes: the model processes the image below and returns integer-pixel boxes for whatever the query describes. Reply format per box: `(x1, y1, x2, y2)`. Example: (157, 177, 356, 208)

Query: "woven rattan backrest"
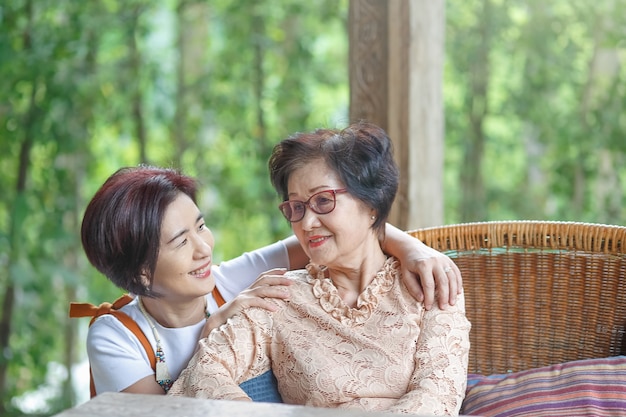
(409, 221, 626, 375)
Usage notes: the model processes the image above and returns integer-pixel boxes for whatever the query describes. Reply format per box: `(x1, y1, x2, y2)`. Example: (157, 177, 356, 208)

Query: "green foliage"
(0, 0, 348, 414)
(0, 0, 625, 414)
(444, 0, 626, 223)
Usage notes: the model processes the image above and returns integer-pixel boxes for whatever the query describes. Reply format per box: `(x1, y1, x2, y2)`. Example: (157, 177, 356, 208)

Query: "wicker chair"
(408, 220, 626, 376)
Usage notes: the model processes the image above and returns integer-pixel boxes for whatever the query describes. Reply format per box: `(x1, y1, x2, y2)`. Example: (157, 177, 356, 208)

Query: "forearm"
(283, 235, 310, 270)
(382, 223, 431, 257)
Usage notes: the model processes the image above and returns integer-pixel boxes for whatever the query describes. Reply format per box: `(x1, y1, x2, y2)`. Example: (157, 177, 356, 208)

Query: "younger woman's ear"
(140, 270, 150, 287)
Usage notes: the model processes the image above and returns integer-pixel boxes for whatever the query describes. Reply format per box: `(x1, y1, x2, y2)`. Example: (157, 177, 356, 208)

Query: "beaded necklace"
(137, 297, 210, 392)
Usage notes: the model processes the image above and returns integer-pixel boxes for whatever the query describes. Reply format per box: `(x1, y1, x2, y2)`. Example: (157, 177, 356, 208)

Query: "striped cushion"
(461, 356, 626, 417)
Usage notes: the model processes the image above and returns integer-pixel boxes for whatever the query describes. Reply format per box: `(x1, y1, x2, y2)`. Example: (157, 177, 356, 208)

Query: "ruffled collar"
(306, 257, 399, 326)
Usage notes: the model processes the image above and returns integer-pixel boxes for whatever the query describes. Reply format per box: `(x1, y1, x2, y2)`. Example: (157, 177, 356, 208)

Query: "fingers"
(402, 258, 446, 311)
(433, 267, 450, 310)
(252, 267, 286, 281)
(246, 284, 291, 301)
(213, 284, 291, 330)
(401, 268, 425, 304)
(401, 256, 461, 311)
(251, 268, 292, 286)
(440, 263, 463, 308)
(251, 269, 292, 290)
(259, 267, 288, 276)
(218, 269, 295, 320)
(453, 263, 463, 293)
(232, 276, 292, 313)
(242, 297, 282, 312)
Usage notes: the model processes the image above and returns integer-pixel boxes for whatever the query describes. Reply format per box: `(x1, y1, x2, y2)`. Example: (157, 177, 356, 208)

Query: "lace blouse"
(169, 257, 471, 416)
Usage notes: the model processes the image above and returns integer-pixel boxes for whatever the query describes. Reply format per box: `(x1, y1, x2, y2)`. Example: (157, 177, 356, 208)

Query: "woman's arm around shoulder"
(382, 223, 463, 310)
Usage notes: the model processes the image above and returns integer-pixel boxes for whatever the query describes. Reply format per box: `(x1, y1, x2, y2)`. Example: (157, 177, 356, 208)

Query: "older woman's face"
(286, 159, 377, 269)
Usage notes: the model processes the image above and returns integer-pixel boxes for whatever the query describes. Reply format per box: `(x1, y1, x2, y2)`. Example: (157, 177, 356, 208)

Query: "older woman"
(169, 123, 471, 415)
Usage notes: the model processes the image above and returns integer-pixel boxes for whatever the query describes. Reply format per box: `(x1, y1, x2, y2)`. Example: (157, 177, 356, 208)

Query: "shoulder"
(422, 291, 471, 332)
(87, 298, 152, 350)
(425, 291, 467, 315)
(87, 311, 143, 348)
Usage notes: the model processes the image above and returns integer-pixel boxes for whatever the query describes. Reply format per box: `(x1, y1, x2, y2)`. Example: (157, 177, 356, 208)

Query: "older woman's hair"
(81, 165, 197, 297)
(268, 122, 399, 231)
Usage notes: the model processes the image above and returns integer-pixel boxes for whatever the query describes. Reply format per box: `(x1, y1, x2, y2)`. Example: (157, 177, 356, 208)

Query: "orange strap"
(212, 286, 226, 307)
(70, 288, 226, 397)
(69, 294, 156, 398)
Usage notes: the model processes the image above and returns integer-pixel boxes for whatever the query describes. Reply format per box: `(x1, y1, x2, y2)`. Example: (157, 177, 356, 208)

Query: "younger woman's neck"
(140, 296, 207, 328)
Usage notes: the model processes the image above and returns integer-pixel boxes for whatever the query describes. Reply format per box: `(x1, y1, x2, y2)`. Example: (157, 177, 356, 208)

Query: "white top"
(87, 240, 289, 394)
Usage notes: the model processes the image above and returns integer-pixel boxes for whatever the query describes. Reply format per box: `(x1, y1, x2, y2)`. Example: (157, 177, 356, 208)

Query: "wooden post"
(349, 0, 445, 230)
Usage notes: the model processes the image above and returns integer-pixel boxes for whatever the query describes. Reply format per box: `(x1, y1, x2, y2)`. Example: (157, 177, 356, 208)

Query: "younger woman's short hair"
(81, 165, 197, 297)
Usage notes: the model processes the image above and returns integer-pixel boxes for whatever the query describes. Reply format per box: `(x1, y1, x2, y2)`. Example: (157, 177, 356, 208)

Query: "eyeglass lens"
(279, 190, 341, 222)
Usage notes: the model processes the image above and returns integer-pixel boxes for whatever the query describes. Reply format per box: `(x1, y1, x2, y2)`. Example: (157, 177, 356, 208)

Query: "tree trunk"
(0, 2, 35, 411)
(171, 1, 209, 169)
(0, 86, 35, 417)
(349, 0, 445, 230)
(129, 5, 148, 164)
(459, 0, 491, 222)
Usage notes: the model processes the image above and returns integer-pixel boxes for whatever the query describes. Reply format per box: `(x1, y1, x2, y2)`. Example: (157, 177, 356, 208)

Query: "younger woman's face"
(150, 193, 216, 301)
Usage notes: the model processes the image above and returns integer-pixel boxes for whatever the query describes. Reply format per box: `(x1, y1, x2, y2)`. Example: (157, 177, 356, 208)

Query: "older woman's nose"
(300, 208, 321, 231)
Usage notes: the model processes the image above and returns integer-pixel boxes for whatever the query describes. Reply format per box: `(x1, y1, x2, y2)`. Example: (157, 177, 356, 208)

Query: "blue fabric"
(239, 370, 283, 403)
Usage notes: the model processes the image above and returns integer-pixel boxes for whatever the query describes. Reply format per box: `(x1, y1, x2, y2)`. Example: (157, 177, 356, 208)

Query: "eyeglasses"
(278, 188, 347, 223)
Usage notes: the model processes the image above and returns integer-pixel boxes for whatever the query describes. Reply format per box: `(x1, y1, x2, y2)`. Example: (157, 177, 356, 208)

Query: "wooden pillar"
(349, 0, 445, 230)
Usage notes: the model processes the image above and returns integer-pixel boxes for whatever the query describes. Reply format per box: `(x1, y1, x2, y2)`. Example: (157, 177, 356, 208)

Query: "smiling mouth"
(309, 235, 330, 247)
(190, 263, 211, 278)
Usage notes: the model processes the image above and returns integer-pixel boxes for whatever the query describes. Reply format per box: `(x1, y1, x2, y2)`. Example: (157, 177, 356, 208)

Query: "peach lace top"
(169, 257, 471, 416)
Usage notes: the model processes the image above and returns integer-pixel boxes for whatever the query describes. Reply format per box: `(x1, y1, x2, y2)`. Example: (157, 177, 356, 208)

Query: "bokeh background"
(1, 0, 625, 415)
